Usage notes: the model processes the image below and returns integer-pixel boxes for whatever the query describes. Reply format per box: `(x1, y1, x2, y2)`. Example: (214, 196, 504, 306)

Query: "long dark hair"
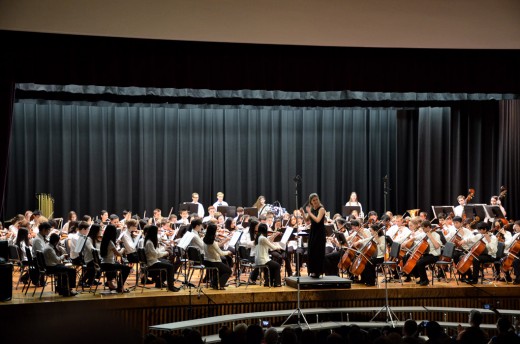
(255, 223, 268, 245)
(49, 233, 61, 256)
(144, 225, 158, 248)
(87, 224, 101, 245)
(15, 227, 30, 247)
(225, 218, 235, 231)
(248, 220, 259, 242)
(203, 223, 217, 245)
(100, 224, 117, 257)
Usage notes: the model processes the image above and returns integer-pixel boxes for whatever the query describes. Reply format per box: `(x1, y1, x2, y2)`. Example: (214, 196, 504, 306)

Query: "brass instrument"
(407, 209, 421, 218)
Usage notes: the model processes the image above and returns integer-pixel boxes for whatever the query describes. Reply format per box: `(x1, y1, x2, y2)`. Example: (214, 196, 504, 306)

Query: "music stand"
(243, 207, 259, 218)
(179, 203, 199, 215)
(217, 206, 237, 218)
(431, 206, 455, 220)
(342, 206, 361, 218)
(484, 205, 505, 221)
(282, 231, 310, 328)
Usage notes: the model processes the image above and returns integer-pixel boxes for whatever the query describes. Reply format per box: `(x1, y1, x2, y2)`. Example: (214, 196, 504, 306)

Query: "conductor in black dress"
(305, 193, 326, 278)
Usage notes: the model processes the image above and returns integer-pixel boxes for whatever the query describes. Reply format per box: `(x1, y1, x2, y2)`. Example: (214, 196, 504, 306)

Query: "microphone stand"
(371, 175, 398, 326)
(282, 233, 310, 329)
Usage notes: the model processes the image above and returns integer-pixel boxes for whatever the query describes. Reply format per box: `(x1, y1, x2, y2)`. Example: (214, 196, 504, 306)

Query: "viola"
(402, 236, 429, 275)
(501, 236, 520, 272)
(456, 237, 487, 274)
(349, 238, 377, 276)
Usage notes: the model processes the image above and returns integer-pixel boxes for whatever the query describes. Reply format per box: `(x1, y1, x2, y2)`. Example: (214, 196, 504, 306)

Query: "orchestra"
(3, 188, 520, 299)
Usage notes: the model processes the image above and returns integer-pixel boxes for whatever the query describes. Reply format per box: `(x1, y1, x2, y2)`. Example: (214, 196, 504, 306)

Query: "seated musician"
(100, 225, 131, 292)
(504, 220, 520, 284)
(450, 216, 474, 281)
(463, 222, 498, 284)
(255, 223, 282, 287)
(408, 220, 442, 286)
(386, 215, 411, 245)
(203, 223, 233, 290)
(441, 215, 456, 240)
(143, 225, 180, 292)
(119, 219, 140, 264)
(357, 224, 385, 286)
(203, 206, 216, 223)
(187, 219, 205, 252)
(43, 233, 78, 296)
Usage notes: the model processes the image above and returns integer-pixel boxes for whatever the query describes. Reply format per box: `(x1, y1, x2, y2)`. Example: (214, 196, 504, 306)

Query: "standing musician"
(345, 192, 364, 218)
(191, 192, 205, 218)
(461, 222, 498, 284)
(454, 195, 466, 218)
(253, 195, 270, 216)
(357, 224, 385, 286)
(303, 193, 326, 278)
(490, 195, 507, 217)
(408, 220, 442, 286)
(213, 192, 229, 209)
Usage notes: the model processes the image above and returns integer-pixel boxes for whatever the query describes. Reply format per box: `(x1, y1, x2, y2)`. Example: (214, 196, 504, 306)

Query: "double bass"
(461, 188, 475, 221)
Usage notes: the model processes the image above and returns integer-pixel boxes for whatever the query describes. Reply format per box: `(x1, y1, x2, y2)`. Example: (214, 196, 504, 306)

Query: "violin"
(456, 237, 487, 274)
(402, 235, 429, 275)
(501, 235, 520, 272)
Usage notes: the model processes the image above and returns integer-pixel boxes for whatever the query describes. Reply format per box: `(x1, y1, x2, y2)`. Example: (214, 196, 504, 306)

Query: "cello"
(401, 235, 429, 275)
(456, 237, 487, 274)
(349, 238, 377, 276)
(500, 235, 520, 272)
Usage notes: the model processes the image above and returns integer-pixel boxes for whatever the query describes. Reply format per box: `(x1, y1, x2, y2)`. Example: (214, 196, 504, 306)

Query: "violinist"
(454, 195, 466, 218)
(120, 219, 140, 264)
(187, 219, 205, 252)
(150, 208, 163, 226)
(357, 224, 385, 286)
(409, 220, 442, 286)
(502, 220, 520, 284)
(461, 222, 498, 284)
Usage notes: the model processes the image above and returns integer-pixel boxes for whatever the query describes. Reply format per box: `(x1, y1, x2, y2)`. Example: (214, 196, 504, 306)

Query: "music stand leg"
(282, 241, 310, 329)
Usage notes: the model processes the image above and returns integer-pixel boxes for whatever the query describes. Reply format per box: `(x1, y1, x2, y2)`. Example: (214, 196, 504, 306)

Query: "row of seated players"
(324, 215, 520, 286)
(10, 211, 520, 296)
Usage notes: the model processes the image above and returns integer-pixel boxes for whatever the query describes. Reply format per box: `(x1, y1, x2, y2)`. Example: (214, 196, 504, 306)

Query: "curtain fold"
(6, 99, 510, 220)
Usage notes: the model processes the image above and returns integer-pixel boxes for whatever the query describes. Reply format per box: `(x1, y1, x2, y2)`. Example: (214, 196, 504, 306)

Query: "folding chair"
(137, 248, 168, 293)
(186, 246, 220, 289)
(430, 242, 459, 285)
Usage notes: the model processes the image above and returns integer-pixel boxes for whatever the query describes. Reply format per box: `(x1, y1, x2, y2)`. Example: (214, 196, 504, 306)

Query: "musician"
(367, 211, 378, 224)
(188, 219, 205, 252)
(120, 219, 140, 263)
(253, 195, 269, 216)
(14, 227, 31, 284)
(80, 223, 102, 287)
(255, 223, 282, 287)
(490, 196, 507, 217)
(150, 208, 163, 226)
(464, 222, 498, 284)
(177, 209, 190, 225)
(454, 195, 466, 218)
(203, 206, 216, 223)
(100, 225, 131, 292)
(345, 192, 364, 218)
(213, 192, 229, 209)
(440, 214, 456, 240)
(98, 210, 109, 228)
(70, 221, 90, 266)
(62, 211, 77, 234)
(503, 220, 520, 284)
(234, 207, 245, 223)
(303, 193, 326, 278)
(419, 212, 428, 221)
(358, 225, 385, 286)
(144, 225, 180, 292)
(386, 215, 411, 245)
(409, 220, 441, 286)
(191, 192, 205, 218)
(203, 223, 233, 290)
(43, 233, 78, 296)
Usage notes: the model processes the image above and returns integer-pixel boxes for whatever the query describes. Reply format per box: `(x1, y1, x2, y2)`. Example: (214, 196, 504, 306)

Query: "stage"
(2, 270, 520, 343)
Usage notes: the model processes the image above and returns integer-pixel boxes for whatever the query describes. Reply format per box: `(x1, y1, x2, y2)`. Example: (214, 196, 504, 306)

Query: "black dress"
(307, 206, 326, 277)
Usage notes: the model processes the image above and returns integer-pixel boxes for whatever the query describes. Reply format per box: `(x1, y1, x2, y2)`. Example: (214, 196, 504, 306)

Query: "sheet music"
(280, 226, 294, 245)
(229, 230, 242, 247)
(178, 231, 195, 250)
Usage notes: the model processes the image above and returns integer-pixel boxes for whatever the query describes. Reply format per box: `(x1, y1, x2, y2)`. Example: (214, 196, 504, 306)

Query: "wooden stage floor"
(2, 267, 520, 343)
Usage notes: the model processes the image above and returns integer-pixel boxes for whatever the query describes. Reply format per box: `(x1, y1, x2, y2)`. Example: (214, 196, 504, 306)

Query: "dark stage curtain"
(6, 101, 398, 219)
(6, 99, 512, 221)
(498, 100, 520, 219)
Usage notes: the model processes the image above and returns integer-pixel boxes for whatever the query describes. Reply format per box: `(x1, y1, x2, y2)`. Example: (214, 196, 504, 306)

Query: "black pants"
(151, 259, 176, 288)
(47, 264, 76, 292)
(472, 254, 493, 281)
(204, 260, 231, 288)
(101, 263, 131, 289)
(361, 257, 384, 285)
(411, 254, 438, 282)
(324, 251, 341, 276)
